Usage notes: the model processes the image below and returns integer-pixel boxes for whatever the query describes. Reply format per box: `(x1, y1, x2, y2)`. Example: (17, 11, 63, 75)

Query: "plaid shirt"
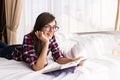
(12, 33, 63, 66)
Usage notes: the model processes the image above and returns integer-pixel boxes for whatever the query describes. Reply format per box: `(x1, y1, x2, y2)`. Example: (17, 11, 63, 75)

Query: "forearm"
(56, 56, 84, 64)
(33, 43, 49, 71)
(57, 57, 75, 64)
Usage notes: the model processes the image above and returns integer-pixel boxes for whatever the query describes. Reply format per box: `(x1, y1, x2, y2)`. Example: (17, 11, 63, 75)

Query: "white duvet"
(0, 55, 120, 80)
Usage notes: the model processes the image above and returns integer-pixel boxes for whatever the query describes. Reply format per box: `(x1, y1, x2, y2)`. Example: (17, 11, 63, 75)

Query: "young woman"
(0, 12, 82, 71)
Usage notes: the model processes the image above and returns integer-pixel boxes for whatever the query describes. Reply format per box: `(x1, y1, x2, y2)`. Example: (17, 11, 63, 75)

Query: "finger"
(79, 61, 84, 66)
(43, 32, 47, 37)
(76, 57, 81, 60)
(35, 31, 38, 36)
(72, 57, 80, 61)
(35, 31, 40, 39)
(77, 56, 84, 60)
(80, 56, 84, 58)
(38, 31, 43, 36)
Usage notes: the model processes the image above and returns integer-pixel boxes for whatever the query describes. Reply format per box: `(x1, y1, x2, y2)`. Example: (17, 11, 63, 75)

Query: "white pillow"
(55, 32, 117, 59)
(55, 32, 79, 58)
(71, 34, 116, 58)
(55, 32, 91, 58)
(71, 35, 94, 58)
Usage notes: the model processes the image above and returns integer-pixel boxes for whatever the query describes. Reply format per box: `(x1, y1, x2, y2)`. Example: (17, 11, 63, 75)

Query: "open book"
(42, 57, 87, 74)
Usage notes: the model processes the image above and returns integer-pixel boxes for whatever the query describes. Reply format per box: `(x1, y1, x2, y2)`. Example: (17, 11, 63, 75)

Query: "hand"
(72, 56, 84, 61)
(72, 56, 85, 66)
(35, 31, 49, 44)
(77, 60, 85, 66)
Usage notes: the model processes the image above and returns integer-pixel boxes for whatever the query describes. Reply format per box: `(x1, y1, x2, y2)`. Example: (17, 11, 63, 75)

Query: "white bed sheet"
(0, 54, 120, 80)
(1, 31, 120, 80)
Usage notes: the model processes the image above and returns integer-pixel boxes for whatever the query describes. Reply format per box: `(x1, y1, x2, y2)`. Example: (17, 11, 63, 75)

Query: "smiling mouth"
(47, 33, 52, 39)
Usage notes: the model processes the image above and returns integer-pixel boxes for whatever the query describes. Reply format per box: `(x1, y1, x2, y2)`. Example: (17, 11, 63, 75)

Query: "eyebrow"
(45, 24, 56, 27)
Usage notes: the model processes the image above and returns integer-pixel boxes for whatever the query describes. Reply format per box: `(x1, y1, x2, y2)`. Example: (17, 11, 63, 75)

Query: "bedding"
(55, 31, 118, 58)
(0, 31, 120, 80)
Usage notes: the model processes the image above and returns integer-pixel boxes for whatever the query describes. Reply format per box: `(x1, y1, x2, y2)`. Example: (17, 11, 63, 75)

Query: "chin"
(47, 36, 52, 40)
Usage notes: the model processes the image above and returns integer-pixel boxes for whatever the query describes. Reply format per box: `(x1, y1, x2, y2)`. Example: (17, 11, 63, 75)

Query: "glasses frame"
(44, 25, 59, 32)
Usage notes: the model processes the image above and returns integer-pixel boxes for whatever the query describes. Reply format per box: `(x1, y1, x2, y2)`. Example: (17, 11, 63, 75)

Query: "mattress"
(0, 54, 120, 80)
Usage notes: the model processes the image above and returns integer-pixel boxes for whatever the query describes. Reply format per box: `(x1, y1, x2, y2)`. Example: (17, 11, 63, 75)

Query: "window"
(17, 0, 118, 43)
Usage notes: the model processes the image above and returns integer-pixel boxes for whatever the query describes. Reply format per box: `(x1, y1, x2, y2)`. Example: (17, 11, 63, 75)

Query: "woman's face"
(42, 20, 56, 39)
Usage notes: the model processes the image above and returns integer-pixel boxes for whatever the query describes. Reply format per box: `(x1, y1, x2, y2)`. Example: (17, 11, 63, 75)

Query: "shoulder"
(24, 33, 32, 39)
(23, 32, 34, 41)
(23, 32, 34, 44)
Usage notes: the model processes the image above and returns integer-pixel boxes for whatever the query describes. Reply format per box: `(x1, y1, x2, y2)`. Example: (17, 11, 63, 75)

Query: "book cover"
(42, 57, 87, 74)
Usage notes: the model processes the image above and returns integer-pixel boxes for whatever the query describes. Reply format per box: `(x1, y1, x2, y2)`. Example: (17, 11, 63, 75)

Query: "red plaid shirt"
(12, 33, 63, 66)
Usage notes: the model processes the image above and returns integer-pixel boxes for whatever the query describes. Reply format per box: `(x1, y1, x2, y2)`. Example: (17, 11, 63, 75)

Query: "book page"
(42, 62, 61, 73)
(61, 57, 87, 69)
(42, 57, 87, 73)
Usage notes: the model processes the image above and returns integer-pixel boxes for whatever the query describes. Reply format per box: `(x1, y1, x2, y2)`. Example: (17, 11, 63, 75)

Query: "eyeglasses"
(44, 25, 59, 32)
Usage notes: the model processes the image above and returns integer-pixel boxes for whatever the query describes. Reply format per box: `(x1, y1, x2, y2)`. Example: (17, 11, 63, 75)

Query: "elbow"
(33, 68, 41, 71)
(32, 65, 44, 71)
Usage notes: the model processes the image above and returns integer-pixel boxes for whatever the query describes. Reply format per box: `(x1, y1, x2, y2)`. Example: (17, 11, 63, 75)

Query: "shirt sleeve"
(50, 36, 64, 61)
(23, 34, 37, 67)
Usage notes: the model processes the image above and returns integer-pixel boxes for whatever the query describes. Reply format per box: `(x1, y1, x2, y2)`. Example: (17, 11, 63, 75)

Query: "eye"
(53, 26, 59, 31)
(44, 25, 59, 31)
(45, 25, 50, 28)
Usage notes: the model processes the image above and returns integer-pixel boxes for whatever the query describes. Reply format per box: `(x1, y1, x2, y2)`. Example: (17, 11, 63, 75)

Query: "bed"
(0, 31, 120, 80)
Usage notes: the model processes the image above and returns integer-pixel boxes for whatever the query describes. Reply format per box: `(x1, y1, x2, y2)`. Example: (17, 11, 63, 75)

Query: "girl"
(0, 12, 82, 71)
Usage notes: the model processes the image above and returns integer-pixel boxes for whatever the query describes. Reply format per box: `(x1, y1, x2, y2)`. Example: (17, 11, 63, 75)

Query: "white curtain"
(17, 0, 118, 43)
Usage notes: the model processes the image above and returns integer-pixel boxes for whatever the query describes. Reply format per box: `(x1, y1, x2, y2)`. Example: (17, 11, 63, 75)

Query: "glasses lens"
(54, 26, 59, 31)
(44, 25, 59, 31)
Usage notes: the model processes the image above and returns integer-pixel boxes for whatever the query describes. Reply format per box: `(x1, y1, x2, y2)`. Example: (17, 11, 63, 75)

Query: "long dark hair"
(31, 12, 55, 56)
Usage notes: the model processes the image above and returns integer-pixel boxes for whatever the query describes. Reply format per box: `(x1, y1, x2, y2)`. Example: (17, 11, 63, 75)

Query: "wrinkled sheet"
(0, 54, 120, 80)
